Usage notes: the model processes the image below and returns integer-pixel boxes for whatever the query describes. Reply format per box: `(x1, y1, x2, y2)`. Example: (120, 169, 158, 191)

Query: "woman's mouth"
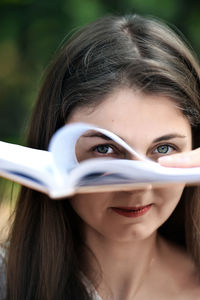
(111, 204, 152, 218)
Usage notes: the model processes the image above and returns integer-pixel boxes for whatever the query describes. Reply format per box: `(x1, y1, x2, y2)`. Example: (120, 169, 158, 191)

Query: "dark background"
(1, 0, 200, 144)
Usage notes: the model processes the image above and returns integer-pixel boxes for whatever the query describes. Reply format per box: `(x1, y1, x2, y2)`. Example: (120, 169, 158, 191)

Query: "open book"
(1, 122, 200, 199)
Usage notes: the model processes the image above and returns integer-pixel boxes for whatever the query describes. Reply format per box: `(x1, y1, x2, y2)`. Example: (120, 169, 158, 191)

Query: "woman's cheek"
(154, 184, 185, 222)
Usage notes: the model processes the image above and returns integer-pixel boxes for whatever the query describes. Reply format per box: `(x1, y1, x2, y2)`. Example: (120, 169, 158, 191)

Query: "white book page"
(66, 159, 200, 196)
(69, 158, 200, 186)
(0, 141, 56, 188)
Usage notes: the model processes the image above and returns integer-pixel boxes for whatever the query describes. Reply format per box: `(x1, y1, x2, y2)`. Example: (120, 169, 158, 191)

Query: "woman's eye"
(95, 145, 114, 154)
(154, 144, 174, 155)
(90, 143, 127, 159)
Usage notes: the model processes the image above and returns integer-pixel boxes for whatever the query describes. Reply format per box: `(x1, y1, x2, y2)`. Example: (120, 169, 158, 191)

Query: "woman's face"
(68, 88, 192, 242)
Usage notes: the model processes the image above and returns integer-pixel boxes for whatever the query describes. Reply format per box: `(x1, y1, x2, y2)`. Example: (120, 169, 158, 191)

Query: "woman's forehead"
(68, 89, 191, 138)
(67, 89, 192, 153)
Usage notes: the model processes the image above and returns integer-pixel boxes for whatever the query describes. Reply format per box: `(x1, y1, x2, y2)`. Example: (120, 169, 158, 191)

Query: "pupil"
(97, 145, 109, 153)
(157, 145, 168, 153)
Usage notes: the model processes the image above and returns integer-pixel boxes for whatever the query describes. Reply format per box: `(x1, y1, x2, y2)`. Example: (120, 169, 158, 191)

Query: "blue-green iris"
(157, 145, 169, 154)
(96, 145, 110, 154)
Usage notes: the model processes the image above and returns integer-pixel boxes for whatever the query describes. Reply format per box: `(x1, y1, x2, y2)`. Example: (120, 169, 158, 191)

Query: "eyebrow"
(82, 132, 116, 141)
(82, 132, 187, 144)
(152, 134, 187, 143)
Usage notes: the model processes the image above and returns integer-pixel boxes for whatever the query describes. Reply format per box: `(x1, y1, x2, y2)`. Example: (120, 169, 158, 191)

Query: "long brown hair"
(5, 14, 200, 299)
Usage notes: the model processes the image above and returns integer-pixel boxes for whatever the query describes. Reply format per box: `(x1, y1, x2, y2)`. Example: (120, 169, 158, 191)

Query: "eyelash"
(91, 144, 124, 157)
(91, 143, 178, 160)
(152, 144, 177, 156)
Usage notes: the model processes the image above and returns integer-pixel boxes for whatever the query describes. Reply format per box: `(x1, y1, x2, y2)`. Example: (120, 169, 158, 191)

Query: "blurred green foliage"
(0, 0, 200, 143)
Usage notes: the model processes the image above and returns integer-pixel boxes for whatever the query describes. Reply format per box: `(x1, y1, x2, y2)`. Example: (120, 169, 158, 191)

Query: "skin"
(68, 88, 200, 300)
(159, 148, 200, 167)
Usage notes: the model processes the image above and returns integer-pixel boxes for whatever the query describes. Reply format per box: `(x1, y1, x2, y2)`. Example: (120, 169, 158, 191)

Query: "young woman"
(2, 14, 200, 299)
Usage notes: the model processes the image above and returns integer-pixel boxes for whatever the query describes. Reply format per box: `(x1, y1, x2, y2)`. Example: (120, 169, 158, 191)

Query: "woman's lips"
(111, 204, 152, 218)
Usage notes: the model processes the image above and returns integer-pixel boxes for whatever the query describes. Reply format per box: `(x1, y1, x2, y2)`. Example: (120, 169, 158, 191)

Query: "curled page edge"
(48, 122, 152, 175)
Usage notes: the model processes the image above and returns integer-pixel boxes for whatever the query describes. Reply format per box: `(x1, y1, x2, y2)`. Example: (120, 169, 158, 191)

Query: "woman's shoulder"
(81, 272, 103, 300)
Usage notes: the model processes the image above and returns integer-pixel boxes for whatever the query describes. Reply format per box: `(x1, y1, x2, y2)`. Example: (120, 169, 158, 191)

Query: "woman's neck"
(83, 227, 159, 300)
